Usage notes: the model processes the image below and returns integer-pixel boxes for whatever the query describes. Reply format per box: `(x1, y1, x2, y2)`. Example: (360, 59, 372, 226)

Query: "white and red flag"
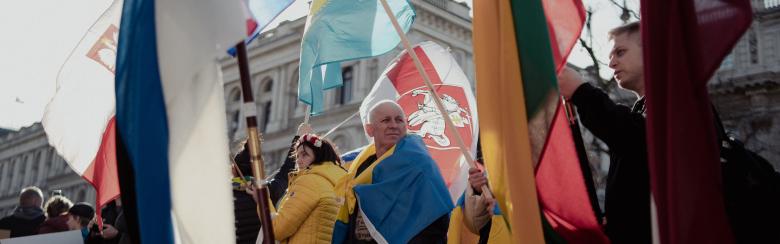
(359, 41, 479, 203)
(41, 0, 122, 219)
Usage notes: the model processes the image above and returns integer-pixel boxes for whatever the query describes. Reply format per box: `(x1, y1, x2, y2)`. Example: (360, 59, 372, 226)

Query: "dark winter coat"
(570, 83, 650, 244)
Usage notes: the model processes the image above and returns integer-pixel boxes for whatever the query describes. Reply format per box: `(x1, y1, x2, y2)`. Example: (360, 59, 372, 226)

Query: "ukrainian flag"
(333, 135, 453, 243)
(298, 0, 415, 114)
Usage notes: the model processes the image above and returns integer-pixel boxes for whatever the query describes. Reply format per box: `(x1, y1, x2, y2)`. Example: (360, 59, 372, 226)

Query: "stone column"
(0, 162, 8, 195)
(23, 151, 35, 187)
(36, 148, 50, 186)
(10, 157, 21, 194)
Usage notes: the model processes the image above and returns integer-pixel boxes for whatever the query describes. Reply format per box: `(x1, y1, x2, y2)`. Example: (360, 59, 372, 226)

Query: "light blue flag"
(298, 0, 415, 114)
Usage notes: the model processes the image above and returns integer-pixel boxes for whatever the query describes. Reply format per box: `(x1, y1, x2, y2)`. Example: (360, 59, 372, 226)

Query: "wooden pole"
(235, 42, 275, 244)
(563, 97, 604, 224)
(378, 0, 493, 198)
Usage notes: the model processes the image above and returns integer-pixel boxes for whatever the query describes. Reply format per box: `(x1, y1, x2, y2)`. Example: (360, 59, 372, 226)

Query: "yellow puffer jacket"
(272, 162, 346, 244)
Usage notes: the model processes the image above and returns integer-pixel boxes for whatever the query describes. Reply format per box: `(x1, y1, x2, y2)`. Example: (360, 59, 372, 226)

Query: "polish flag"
(42, 0, 122, 221)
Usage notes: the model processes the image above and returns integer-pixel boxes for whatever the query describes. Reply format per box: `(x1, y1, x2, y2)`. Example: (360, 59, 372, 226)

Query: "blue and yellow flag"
(298, 0, 415, 114)
(333, 135, 453, 243)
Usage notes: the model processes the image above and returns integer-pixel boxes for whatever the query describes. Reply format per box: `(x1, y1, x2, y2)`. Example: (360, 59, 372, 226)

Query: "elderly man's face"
(367, 103, 407, 148)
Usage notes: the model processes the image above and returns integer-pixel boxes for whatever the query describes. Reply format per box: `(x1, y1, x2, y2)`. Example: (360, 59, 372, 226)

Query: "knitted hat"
(68, 202, 95, 219)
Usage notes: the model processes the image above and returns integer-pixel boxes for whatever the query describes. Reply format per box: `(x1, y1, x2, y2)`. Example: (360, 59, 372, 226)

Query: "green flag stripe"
(510, 0, 559, 118)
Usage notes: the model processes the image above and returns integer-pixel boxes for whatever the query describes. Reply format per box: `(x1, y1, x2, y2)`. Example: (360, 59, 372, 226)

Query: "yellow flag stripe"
(473, 0, 545, 243)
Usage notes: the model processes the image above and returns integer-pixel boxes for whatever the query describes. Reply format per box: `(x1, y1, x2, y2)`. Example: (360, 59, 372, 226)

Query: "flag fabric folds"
(298, 0, 415, 114)
(228, 0, 294, 56)
(115, 0, 245, 242)
(41, 0, 123, 226)
(447, 193, 512, 244)
(333, 135, 454, 243)
(641, 0, 752, 243)
(473, 0, 607, 243)
(359, 41, 478, 204)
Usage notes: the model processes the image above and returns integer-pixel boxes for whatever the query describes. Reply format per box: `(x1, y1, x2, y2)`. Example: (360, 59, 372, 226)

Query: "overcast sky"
(0, 0, 636, 130)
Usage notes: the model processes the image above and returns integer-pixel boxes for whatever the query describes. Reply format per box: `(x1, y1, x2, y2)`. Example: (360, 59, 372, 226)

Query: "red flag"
(641, 0, 752, 243)
(536, 104, 610, 243)
(534, 0, 609, 243)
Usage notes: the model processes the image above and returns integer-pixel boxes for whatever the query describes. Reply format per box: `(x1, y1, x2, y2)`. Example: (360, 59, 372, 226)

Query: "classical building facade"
(2, 0, 776, 221)
(220, 0, 474, 175)
(709, 0, 780, 169)
(0, 124, 96, 217)
(0, 0, 472, 217)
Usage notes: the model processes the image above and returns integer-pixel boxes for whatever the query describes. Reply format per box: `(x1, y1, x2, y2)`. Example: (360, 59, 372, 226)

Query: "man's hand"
(101, 224, 119, 239)
(244, 184, 259, 203)
(483, 194, 496, 215)
(297, 123, 313, 136)
(468, 167, 488, 194)
(558, 67, 585, 99)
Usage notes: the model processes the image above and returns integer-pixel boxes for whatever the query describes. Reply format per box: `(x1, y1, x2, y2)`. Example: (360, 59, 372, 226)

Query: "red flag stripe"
(536, 104, 609, 243)
(81, 117, 120, 226)
(386, 46, 444, 94)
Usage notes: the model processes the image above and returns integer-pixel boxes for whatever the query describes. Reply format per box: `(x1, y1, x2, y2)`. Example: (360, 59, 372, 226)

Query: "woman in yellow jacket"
(248, 133, 346, 243)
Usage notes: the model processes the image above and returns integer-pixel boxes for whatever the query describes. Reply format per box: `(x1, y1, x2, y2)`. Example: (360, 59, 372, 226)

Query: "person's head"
(293, 134, 342, 169)
(44, 195, 73, 218)
(19, 186, 44, 208)
(366, 100, 408, 150)
(66, 202, 95, 230)
(608, 21, 645, 96)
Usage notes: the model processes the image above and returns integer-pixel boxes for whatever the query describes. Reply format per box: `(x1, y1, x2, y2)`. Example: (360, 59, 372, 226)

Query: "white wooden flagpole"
(378, 0, 493, 198)
(303, 105, 311, 124)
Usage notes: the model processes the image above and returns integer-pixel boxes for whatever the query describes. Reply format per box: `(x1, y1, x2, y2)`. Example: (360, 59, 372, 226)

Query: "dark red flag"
(641, 0, 752, 243)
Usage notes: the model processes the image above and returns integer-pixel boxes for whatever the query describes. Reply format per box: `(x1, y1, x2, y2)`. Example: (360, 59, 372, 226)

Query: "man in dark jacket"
(0, 186, 46, 238)
(558, 21, 651, 244)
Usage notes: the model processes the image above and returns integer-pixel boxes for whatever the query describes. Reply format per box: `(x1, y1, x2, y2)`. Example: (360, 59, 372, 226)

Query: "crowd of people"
(3, 20, 777, 244)
(0, 187, 129, 243)
(229, 20, 777, 244)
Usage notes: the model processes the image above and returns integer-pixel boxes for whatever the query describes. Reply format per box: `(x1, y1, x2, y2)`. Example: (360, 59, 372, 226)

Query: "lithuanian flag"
(473, 0, 608, 243)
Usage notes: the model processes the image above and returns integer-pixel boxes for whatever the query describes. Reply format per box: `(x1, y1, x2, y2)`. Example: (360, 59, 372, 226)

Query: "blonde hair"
(608, 21, 640, 41)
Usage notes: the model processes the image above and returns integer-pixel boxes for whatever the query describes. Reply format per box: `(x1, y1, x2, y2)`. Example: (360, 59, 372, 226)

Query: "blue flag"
(333, 135, 453, 243)
(298, 0, 415, 114)
(116, 0, 244, 242)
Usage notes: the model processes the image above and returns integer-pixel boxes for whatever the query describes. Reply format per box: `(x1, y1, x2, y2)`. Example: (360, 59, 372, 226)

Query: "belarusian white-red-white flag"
(42, 0, 122, 218)
(359, 41, 478, 203)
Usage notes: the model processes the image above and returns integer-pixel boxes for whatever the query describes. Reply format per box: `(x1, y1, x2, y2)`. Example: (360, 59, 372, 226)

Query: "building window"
(228, 87, 242, 138)
(263, 81, 273, 93)
(748, 30, 758, 64)
(258, 78, 274, 132)
(262, 102, 272, 132)
(338, 66, 354, 105)
(230, 112, 240, 136)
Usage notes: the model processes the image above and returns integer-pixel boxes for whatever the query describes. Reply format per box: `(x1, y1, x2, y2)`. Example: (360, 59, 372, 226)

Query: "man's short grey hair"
(368, 100, 404, 123)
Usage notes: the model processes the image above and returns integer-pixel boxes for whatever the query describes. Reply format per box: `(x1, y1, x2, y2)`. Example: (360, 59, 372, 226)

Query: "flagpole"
(378, 0, 493, 198)
(323, 111, 359, 139)
(303, 105, 311, 124)
(563, 98, 604, 224)
(235, 42, 275, 244)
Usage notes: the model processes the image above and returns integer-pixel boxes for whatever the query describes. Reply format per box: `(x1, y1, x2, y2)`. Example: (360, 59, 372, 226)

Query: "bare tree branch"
(606, 0, 640, 21)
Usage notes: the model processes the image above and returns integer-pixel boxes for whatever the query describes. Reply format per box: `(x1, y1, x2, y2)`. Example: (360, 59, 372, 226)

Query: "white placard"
(0, 230, 82, 244)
